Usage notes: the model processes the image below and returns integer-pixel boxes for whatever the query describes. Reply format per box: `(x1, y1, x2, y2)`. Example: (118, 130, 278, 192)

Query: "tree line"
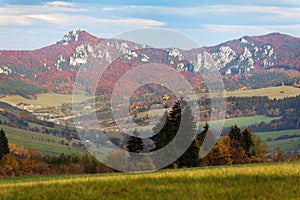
(0, 128, 113, 177)
(1, 98, 300, 177)
(223, 72, 288, 91)
(125, 98, 270, 169)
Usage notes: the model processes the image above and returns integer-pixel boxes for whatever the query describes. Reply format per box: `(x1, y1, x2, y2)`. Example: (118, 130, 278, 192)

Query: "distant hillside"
(0, 30, 299, 95)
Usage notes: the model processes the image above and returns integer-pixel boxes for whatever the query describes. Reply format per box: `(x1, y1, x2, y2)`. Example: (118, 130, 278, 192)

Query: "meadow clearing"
(0, 125, 86, 155)
(197, 115, 281, 130)
(0, 162, 299, 199)
(0, 93, 91, 108)
(225, 85, 300, 99)
(1, 115, 296, 155)
(257, 129, 300, 152)
(0, 88, 299, 155)
(221, 115, 281, 128)
(1, 85, 299, 109)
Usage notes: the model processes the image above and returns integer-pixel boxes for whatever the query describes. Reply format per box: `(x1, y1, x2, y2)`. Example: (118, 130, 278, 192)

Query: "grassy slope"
(198, 115, 281, 130)
(0, 114, 8, 122)
(257, 129, 300, 152)
(0, 90, 299, 155)
(223, 115, 281, 128)
(257, 129, 300, 141)
(0, 162, 299, 200)
(226, 85, 300, 99)
(0, 125, 86, 155)
(0, 93, 91, 107)
(201, 118, 300, 153)
(1, 86, 299, 108)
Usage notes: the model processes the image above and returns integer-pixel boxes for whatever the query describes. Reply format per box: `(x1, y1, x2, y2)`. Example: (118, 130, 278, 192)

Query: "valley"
(0, 30, 299, 158)
(1, 1, 300, 199)
(0, 87, 299, 155)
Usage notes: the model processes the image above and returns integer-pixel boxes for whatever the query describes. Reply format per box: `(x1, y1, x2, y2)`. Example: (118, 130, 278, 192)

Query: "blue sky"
(0, 0, 300, 49)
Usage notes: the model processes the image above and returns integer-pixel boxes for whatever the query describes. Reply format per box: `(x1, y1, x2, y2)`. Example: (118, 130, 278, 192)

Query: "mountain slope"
(203, 32, 300, 74)
(0, 30, 299, 95)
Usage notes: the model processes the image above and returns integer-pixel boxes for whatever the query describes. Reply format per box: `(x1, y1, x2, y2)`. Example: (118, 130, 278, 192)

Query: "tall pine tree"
(0, 128, 9, 160)
(229, 125, 242, 141)
(196, 122, 218, 160)
(241, 128, 254, 157)
(151, 97, 199, 168)
(126, 129, 145, 153)
(175, 98, 199, 167)
(151, 111, 174, 151)
(228, 125, 266, 162)
(197, 122, 209, 145)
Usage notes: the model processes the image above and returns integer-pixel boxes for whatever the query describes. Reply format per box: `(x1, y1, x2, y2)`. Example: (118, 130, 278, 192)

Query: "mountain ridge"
(0, 30, 299, 95)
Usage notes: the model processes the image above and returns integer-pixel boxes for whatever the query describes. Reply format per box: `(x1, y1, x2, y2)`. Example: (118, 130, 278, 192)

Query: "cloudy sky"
(0, 0, 300, 49)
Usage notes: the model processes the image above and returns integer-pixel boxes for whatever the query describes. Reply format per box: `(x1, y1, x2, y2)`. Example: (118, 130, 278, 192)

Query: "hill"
(0, 162, 299, 199)
(0, 125, 86, 155)
(0, 30, 299, 96)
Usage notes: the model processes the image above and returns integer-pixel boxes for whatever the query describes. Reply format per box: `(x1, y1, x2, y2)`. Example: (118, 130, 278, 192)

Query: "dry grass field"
(0, 162, 299, 200)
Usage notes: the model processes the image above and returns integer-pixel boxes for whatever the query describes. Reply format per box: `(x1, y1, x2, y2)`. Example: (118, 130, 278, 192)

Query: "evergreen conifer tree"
(151, 97, 199, 168)
(241, 128, 254, 157)
(197, 122, 209, 145)
(229, 125, 242, 141)
(126, 129, 145, 153)
(0, 128, 9, 160)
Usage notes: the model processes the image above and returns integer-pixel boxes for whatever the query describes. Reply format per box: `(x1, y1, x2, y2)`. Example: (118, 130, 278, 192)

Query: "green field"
(200, 118, 300, 153)
(0, 125, 86, 155)
(0, 93, 91, 108)
(257, 129, 300, 152)
(223, 115, 281, 128)
(199, 115, 281, 130)
(0, 162, 299, 199)
(225, 86, 300, 99)
(0, 114, 8, 122)
(257, 129, 300, 141)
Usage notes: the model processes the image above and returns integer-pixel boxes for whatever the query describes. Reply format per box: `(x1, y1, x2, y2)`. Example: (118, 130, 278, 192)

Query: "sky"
(0, 0, 300, 49)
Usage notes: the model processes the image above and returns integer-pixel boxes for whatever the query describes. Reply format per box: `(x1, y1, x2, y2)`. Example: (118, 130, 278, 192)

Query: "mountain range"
(0, 30, 299, 96)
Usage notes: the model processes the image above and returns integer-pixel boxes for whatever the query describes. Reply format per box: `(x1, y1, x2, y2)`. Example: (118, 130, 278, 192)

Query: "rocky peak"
(56, 29, 101, 46)
(56, 29, 83, 45)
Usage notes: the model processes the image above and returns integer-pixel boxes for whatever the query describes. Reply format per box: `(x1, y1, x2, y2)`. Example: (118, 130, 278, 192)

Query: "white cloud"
(0, 2, 165, 27)
(101, 4, 300, 20)
(1, 1, 300, 49)
(101, 18, 165, 27)
(45, 1, 75, 7)
(202, 24, 270, 33)
(0, 15, 31, 26)
(1, 3, 299, 27)
(243, 0, 300, 7)
(26, 14, 70, 25)
(25, 13, 165, 27)
(0, 3, 84, 16)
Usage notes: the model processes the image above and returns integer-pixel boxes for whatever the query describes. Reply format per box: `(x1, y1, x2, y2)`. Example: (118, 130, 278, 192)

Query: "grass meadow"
(0, 162, 299, 199)
(225, 86, 300, 99)
(222, 115, 281, 128)
(257, 129, 300, 152)
(257, 129, 300, 140)
(0, 93, 91, 108)
(2, 86, 298, 109)
(0, 125, 86, 155)
(198, 115, 281, 130)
